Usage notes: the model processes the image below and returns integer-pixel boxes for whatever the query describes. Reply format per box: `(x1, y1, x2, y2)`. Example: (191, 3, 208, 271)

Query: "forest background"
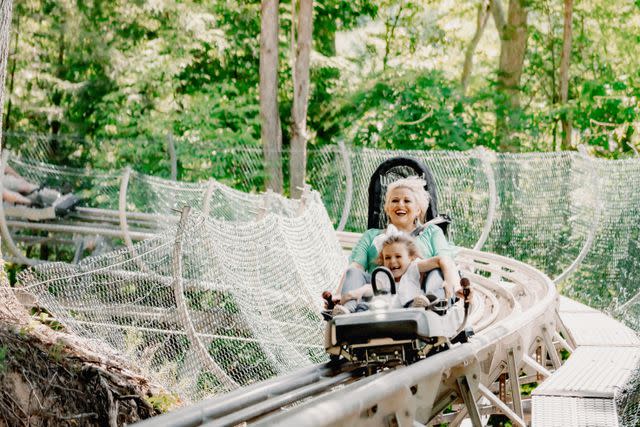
(2, 0, 640, 195)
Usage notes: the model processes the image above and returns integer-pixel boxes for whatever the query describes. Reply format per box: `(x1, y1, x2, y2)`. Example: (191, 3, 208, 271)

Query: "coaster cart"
(324, 157, 473, 371)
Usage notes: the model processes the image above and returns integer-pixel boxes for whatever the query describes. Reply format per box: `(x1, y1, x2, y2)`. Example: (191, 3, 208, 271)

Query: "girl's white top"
(395, 260, 422, 307)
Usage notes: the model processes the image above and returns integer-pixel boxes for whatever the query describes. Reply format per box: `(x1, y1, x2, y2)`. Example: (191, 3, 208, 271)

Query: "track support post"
(542, 326, 562, 369)
(456, 375, 482, 427)
(506, 349, 524, 420)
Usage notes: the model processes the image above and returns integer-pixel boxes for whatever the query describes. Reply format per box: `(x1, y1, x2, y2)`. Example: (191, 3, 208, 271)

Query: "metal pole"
(167, 133, 177, 181)
(201, 179, 216, 217)
(336, 140, 353, 231)
(173, 206, 238, 391)
(0, 150, 38, 265)
(478, 383, 526, 427)
(506, 349, 524, 420)
(456, 375, 482, 427)
(554, 146, 601, 284)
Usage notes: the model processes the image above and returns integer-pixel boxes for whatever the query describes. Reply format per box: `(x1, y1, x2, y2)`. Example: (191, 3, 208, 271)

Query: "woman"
(329, 176, 461, 315)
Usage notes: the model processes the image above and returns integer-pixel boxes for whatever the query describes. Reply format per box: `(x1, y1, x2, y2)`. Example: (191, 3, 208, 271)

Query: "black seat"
(367, 156, 450, 236)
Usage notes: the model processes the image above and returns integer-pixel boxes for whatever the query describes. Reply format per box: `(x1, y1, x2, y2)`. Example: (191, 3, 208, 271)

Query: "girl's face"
(384, 188, 421, 230)
(381, 242, 413, 281)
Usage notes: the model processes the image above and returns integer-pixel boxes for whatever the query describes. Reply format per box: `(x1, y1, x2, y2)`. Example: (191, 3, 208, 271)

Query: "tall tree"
(1, 0, 13, 139)
(495, 0, 528, 150)
(1, 0, 15, 284)
(559, 0, 573, 150)
(290, 0, 313, 198)
(260, 0, 283, 193)
(461, 0, 492, 93)
(2, 1, 18, 133)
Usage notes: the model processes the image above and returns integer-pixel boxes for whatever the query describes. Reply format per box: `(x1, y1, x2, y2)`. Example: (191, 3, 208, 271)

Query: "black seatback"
(367, 156, 444, 231)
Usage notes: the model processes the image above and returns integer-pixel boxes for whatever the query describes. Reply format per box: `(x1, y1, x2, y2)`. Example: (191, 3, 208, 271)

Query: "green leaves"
(317, 69, 492, 151)
(5, 0, 640, 170)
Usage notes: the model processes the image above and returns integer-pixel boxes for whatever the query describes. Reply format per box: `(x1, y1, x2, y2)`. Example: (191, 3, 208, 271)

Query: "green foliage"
(521, 381, 538, 396)
(487, 415, 513, 427)
(0, 345, 7, 373)
(572, 77, 640, 157)
(4, 0, 640, 185)
(145, 392, 181, 413)
(317, 70, 495, 151)
(208, 337, 277, 384)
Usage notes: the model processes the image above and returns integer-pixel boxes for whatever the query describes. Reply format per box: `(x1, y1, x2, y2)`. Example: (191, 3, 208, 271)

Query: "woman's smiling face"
(384, 187, 421, 230)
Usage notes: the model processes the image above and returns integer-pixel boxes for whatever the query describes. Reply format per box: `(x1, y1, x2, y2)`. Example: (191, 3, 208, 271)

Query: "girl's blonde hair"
(384, 176, 431, 223)
(375, 234, 420, 265)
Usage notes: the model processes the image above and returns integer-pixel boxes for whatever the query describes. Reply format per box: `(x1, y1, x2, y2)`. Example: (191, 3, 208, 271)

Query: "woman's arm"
(415, 255, 459, 299)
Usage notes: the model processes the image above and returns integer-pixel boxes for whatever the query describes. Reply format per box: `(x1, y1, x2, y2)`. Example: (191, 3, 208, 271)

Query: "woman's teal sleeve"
(430, 226, 456, 257)
(348, 229, 375, 268)
(417, 225, 456, 258)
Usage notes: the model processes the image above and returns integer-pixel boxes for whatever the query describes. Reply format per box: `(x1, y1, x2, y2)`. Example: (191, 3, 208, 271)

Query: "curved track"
(135, 247, 566, 427)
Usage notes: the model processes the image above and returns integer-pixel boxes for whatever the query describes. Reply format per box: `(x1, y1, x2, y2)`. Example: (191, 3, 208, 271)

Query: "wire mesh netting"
(3, 135, 640, 412)
(616, 362, 640, 427)
(4, 141, 640, 329)
(16, 189, 346, 402)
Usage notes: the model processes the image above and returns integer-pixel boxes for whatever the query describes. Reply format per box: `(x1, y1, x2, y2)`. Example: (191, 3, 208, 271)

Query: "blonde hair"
(384, 176, 431, 223)
(375, 234, 420, 265)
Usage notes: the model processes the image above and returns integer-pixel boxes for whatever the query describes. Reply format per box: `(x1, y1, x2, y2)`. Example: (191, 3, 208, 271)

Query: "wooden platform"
(531, 296, 640, 426)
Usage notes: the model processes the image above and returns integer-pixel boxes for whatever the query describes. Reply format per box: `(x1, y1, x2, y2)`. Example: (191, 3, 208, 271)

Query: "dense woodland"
(2, 0, 640, 193)
(1, 2, 640, 424)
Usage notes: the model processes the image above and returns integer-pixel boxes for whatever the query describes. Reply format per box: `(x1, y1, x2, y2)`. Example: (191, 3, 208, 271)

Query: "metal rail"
(132, 247, 563, 427)
(134, 362, 353, 427)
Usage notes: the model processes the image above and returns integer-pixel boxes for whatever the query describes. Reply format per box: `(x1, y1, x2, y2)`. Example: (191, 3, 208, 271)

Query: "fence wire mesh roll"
(3, 137, 640, 332)
(4, 135, 640, 413)
(16, 189, 346, 402)
(616, 362, 640, 427)
(309, 146, 639, 335)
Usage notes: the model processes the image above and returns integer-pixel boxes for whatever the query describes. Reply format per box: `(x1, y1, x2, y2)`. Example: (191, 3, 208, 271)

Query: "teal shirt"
(348, 225, 456, 274)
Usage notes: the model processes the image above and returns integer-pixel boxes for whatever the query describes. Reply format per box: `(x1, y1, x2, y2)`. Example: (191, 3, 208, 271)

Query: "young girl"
(376, 233, 458, 309)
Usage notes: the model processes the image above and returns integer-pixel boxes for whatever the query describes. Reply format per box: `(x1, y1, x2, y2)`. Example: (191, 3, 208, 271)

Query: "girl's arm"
(415, 255, 459, 299)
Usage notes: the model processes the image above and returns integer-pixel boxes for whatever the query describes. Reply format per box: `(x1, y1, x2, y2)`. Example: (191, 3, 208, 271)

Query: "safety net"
(16, 187, 345, 402)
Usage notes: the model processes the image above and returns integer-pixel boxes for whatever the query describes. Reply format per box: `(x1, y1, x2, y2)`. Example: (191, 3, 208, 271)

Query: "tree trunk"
(0, 0, 13, 139)
(260, 0, 283, 193)
(559, 0, 573, 150)
(495, 0, 528, 151)
(2, 10, 18, 133)
(290, 0, 313, 199)
(461, 0, 491, 93)
(383, 2, 404, 71)
(491, 0, 506, 38)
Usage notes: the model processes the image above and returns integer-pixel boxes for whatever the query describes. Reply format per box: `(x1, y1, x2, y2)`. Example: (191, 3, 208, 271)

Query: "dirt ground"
(0, 287, 166, 426)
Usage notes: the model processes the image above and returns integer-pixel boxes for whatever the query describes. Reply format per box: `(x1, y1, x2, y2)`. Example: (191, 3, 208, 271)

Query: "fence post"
(336, 140, 353, 232)
(167, 133, 177, 181)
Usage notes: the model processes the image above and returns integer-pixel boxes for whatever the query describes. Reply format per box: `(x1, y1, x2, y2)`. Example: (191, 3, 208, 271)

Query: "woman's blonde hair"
(375, 234, 420, 265)
(384, 176, 431, 223)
